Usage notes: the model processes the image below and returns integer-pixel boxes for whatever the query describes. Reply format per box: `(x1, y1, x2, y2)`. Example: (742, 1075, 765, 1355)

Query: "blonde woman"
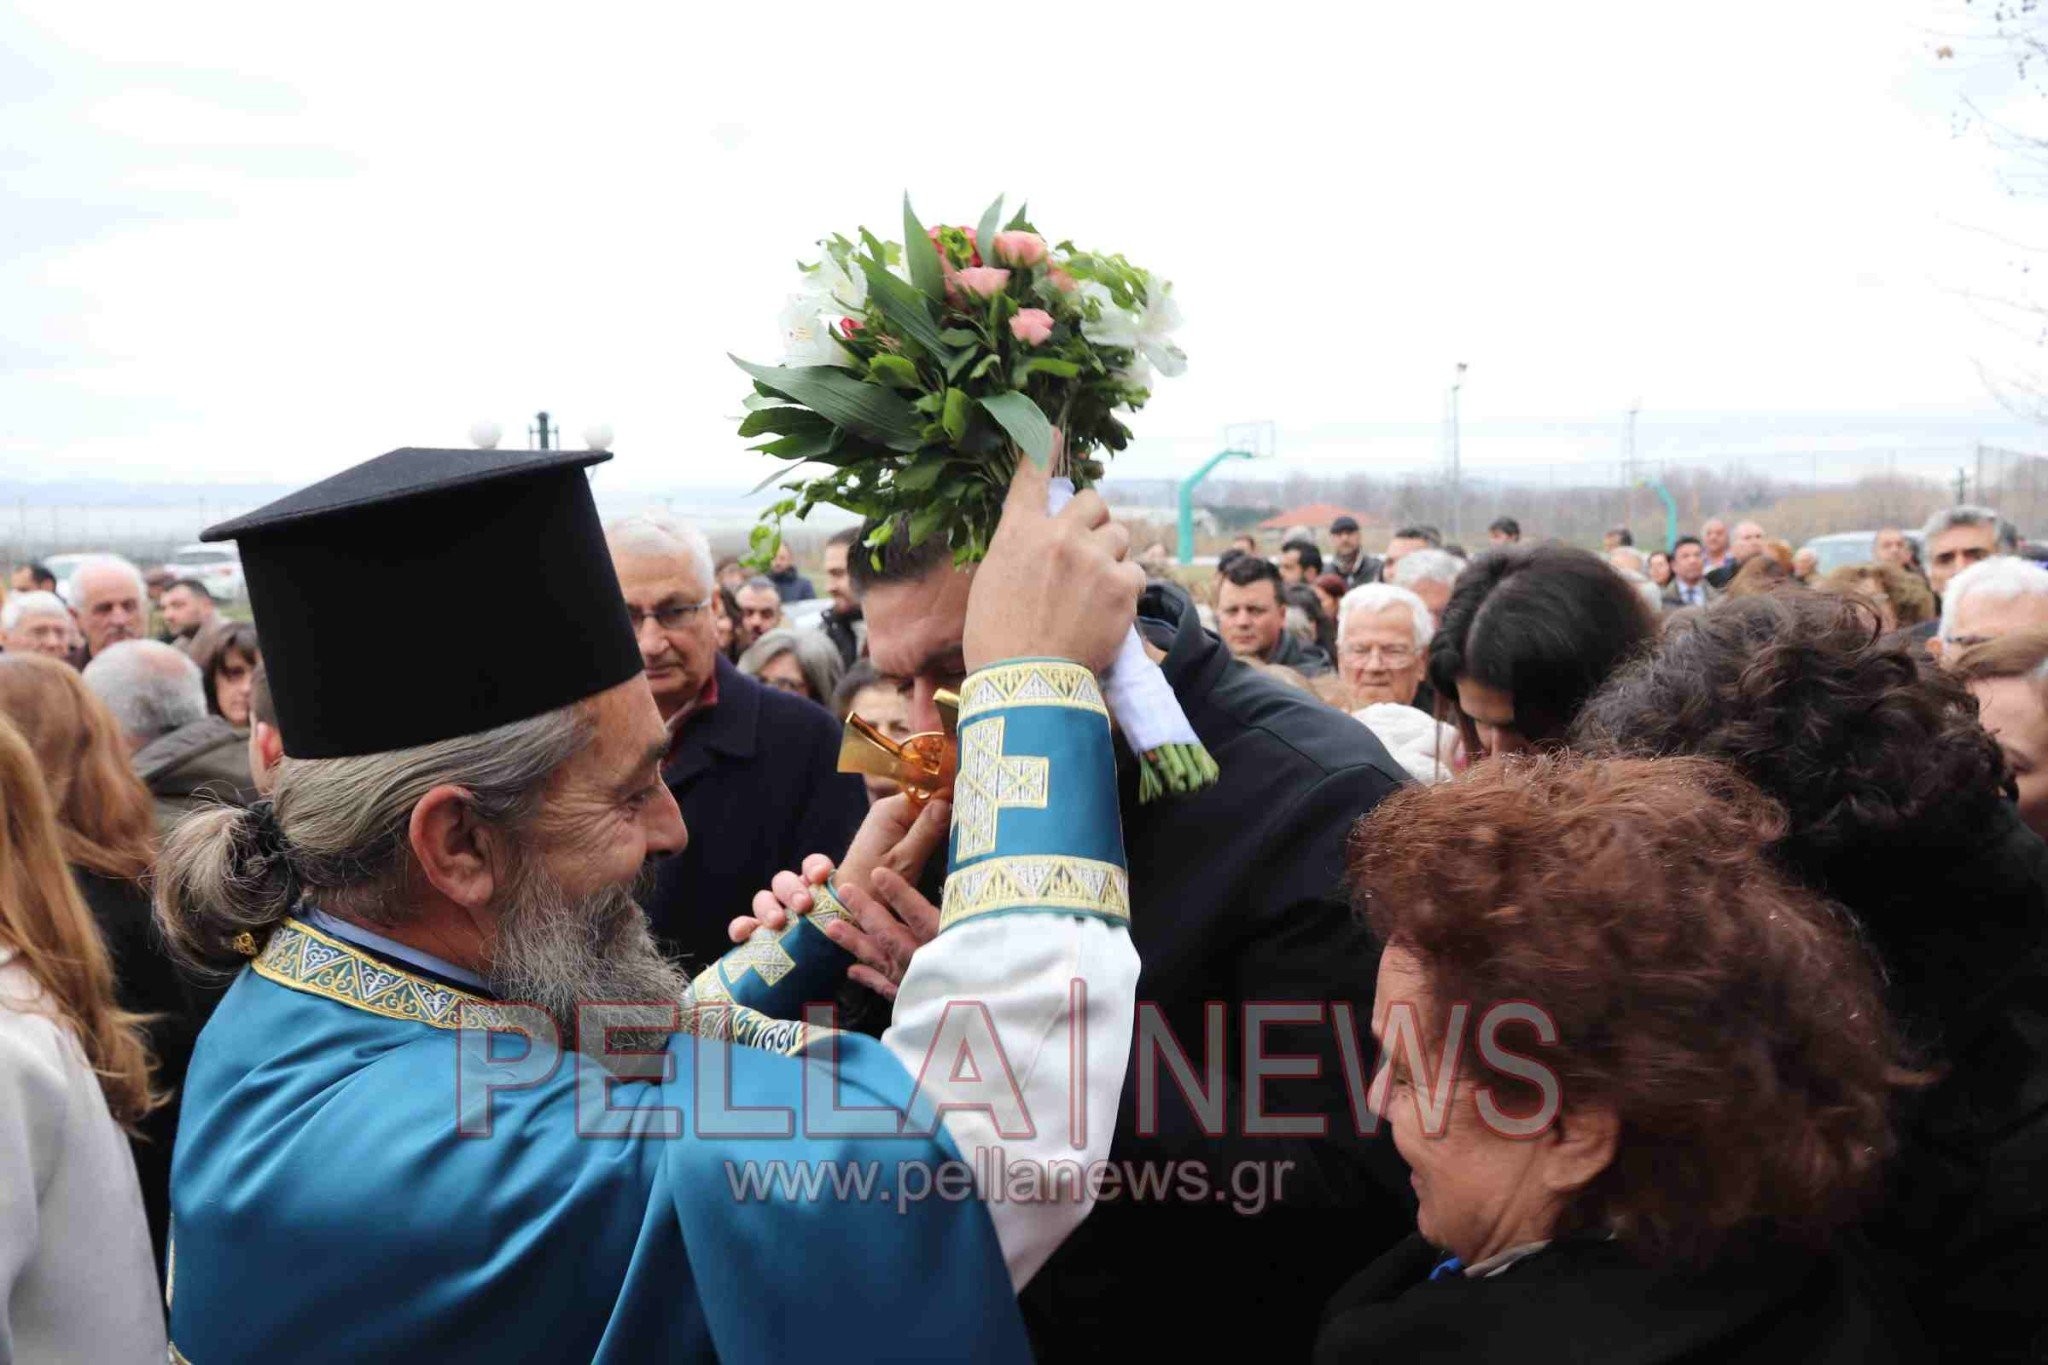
(0, 652, 204, 1272)
(0, 712, 165, 1360)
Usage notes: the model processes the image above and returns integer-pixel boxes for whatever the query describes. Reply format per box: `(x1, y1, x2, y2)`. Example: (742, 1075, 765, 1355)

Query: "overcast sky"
(6, 0, 2048, 494)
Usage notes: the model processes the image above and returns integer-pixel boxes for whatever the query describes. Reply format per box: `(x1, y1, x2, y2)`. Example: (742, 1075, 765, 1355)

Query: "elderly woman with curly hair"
(1572, 590, 2048, 1360)
(1319, 755, 1916, 1362)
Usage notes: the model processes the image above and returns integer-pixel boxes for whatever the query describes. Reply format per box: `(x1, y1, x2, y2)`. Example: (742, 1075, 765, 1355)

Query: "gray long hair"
(155, 703, 591, 975)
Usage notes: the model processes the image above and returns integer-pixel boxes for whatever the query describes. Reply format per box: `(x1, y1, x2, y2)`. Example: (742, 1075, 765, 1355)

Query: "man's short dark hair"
(1489, 516, 1521, 539)
(847, 515, 954, 596)
(27, 562, 54, 590)
(1219, 553, 1284, 596)
(1672, 535, 1703, 553)
(826, 526, 861, 552)
(1393, 525, 1443, 547)
(167, 576, 215, 602)
(741, 574, 778, 596)
(1607, 526, 1634, 547)
(1280, 538, 1324, 574)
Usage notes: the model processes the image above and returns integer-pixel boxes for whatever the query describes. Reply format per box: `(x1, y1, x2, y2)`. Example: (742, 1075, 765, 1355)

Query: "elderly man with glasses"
(605, 513, 866, 969)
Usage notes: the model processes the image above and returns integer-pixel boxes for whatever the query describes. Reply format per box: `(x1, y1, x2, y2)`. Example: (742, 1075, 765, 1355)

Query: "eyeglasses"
(1343, 642, 1417, 666)
(625, 597, 712, 631)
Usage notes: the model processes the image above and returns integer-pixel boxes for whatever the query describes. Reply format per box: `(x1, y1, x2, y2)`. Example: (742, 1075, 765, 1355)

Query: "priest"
(155, 446, 1143, 1362)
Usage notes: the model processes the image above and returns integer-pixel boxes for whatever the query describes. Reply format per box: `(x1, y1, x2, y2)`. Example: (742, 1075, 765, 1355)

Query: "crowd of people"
(0, 468, 2042, 1362)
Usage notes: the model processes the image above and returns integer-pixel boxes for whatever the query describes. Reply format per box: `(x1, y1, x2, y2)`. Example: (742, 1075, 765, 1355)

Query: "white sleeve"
(0, 1009, 68, 1361)
(881, 913, 1138, 1290)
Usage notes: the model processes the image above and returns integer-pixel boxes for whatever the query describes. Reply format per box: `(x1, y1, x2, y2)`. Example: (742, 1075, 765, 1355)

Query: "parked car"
(1799, 530, 1923, 578)
(163, 543, 245, 602)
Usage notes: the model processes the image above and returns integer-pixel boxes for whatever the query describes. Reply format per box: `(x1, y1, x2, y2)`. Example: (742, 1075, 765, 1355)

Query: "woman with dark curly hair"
(1571, 589, 2048, 1360)
(1426, 544, 1657, 759)
(1319, 754, 1916, 1362)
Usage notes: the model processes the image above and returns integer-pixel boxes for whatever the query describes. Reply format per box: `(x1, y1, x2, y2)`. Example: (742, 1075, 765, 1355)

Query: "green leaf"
(895, 456, 946, 491)
(903, 194, 944, 301)
(941, 387, 970, 441)
(753, 428, 840, 461)
(979, 390, 1055, 467)
(740, 393, 787, 412)
(867, 353, 921, 390)
(976, 194, 1005, 267)
(1005, 200, 1030, 230)
(943, 349, 977, 383)
(968, 353, 1002, 381)
(939, 328, 979, 346)
(908, 498, 947, 546)
(738, 405, 833, 439)
(1017, 357, 1081, 380)
(731, 356, 924, 451)
(857, 256, 954, 357)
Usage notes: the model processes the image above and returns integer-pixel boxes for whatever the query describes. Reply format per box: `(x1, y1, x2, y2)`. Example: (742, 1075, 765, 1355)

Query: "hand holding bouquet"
(733, 194, 1215, 800)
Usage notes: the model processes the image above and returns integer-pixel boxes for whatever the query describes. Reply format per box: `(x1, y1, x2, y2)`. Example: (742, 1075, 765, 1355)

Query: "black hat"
(1330, 515, 1361, 533)
(203, 447, 642, 760)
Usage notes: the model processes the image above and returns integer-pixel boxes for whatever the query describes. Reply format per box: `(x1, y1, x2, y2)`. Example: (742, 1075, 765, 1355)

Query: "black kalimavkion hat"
(202, 447, 642, 759)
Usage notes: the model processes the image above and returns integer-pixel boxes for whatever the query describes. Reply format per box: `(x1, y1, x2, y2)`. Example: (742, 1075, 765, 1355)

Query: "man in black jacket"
(816, 526, 865, 669)
(606, 513, 865, 969)
(839, 530, 1414, 1359)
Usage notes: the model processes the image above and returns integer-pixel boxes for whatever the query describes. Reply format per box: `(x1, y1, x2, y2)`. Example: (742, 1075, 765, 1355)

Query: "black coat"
(74, 867, 216, 1278)
(1268, 627, 1333, 678)
(1317, 1234, 1920, 1364)
(641, 655, 868, 970)
(1019, 584, 1415, 1361)
(1826, 799, 2048, 1362)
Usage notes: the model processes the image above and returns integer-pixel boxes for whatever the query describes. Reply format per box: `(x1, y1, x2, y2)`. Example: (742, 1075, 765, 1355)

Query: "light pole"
(1447, 363, 1467, 540)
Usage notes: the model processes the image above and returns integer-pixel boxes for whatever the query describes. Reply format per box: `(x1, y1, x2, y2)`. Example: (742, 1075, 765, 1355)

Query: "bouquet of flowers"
(731, 194, 1216, 800)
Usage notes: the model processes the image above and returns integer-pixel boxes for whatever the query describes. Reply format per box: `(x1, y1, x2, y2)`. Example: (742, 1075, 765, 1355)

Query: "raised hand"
(963, 452, 1144, 675)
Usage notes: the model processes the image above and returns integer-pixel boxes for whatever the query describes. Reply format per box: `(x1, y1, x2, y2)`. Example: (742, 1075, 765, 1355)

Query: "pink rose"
(951, 266, 1011, 300)
(1048, 266, 1078, 292)
(837, 317, 863, 339)
(1009, 308, 1055, 346)
(993, 230, 1048, 267)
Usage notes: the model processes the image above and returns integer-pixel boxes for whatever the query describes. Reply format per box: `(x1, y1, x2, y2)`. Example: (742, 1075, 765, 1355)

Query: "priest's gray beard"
(487, 853, 690, 1063)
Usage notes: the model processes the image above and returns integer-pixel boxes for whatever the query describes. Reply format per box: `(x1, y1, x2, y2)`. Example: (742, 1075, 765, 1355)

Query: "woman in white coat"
(0, 713, 165, 1362)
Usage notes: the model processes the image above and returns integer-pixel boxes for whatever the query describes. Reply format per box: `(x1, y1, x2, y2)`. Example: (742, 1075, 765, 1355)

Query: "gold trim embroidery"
(807, 878, 853, 931)
(252, 919, 525, 1032)
(941, 855, 1131, 930)
(957, 661, 1107, 723)
(256, 917, 840, 1058)
(953, 716, 1052, 861)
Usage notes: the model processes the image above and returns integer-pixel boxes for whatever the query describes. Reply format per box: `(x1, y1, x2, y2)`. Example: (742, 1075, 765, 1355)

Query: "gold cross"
(953, 717, 1049, 860)
(837, 691, 960, 805)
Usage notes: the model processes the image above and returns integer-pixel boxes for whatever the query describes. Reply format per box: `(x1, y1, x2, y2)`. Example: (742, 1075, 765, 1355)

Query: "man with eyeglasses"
(1336, 583, 1435, 712)
(1930, 554, 2048, 663)
(605, 514, 866, 968)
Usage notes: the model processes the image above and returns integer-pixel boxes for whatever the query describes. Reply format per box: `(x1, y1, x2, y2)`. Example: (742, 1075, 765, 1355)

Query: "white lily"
(777, 293, 854, 369)
(1079, 273, 1187, 379)
(807, 250, 868, 313)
